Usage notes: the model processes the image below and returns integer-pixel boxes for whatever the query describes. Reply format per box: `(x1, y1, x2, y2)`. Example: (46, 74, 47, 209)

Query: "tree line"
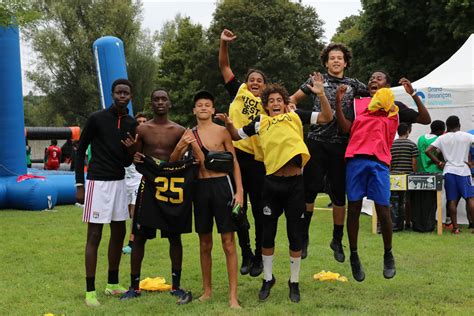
(3, 0, 473, 127)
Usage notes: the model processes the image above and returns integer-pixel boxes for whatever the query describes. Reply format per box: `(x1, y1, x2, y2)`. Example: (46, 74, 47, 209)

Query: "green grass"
(1, 195, 473, 315)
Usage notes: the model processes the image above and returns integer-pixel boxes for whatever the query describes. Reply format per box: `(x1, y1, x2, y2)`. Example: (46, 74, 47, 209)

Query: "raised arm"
(215, 113, 242, 141)
(334, 85, 352, 133)
(304, 72, 333, 123)
(399, 78, 431, 125)
(219, 29, 237, 84)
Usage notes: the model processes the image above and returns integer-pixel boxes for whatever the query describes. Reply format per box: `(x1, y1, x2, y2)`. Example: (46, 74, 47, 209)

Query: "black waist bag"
(205, 151, 234, 173)
(192, 127, 234, 173)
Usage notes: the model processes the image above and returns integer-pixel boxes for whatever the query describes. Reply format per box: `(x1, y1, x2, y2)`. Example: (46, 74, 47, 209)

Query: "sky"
(141, 0, 362, 41)
(22, 0, 362, 94)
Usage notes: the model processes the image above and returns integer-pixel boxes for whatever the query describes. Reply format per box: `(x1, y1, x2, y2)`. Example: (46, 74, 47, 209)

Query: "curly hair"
(320, 43, 352, 68)
(261, 83, 290, 109)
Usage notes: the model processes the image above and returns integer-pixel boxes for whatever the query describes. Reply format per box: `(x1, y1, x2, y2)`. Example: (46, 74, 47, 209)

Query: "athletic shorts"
(303, 139, 347, 206)
(346, 157, 391, 206)
(133, 223, 180, 240)
(193, 175, 236, 234)
(262, 174, 305, 221)
(444, 173, 474, 201)
(82, 179, 129, 224)
(126, 179, 141, 206)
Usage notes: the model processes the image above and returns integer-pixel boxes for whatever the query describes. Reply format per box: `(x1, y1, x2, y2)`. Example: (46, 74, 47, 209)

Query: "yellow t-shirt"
(229, 83, 265, 161)
(256, 112, 310, 175)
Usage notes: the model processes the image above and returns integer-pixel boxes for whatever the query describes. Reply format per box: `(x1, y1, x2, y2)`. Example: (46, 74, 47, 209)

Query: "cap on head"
(193, 90, 214, 104)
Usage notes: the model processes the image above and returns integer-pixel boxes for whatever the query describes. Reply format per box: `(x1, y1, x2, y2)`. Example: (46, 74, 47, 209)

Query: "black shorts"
(262, 174, 306, 220)
(132, 223, 180, 240)
(303, 139, 347, 206)
(193, 176, 237, 234)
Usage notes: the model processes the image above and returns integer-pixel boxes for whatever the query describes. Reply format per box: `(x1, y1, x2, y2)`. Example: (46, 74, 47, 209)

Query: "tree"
(207, 0, 325, 106)
(0, 0, 44, 26)
(23, 94, 63, 126)
(154, 15, 212, 126)
(25, 0, 157, 126)
(331, 15, 362, 44)
(338, 0, 474, 83)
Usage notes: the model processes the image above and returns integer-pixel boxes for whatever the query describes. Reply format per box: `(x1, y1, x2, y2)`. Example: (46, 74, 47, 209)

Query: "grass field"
(1, 195, 473, 315)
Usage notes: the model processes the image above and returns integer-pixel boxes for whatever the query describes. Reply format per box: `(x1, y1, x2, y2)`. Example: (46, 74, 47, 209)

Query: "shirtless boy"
(121, 89, 192, 304)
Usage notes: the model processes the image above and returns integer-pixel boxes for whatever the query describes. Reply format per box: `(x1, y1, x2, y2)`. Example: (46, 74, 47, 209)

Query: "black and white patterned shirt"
(300, 73, 369, 144)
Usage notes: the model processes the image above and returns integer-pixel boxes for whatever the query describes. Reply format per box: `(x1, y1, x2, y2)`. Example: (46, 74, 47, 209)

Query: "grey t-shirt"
(300, 73, 369, 144)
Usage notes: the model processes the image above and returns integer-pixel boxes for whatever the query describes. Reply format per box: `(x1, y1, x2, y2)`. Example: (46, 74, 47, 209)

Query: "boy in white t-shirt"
(425, 115, 474, 234)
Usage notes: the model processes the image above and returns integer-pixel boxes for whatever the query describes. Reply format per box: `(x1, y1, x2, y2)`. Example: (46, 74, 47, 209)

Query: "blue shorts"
(346, 157, 390, 206)
(444, 173, 474, 201)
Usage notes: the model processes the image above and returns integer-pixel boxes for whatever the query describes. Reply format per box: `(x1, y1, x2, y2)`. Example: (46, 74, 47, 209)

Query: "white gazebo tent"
(390, 34, 474, 225)
(392, 34, 474, 140)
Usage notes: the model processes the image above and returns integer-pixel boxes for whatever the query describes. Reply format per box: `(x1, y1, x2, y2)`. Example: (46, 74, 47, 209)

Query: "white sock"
(290, 256, 301, 283)
(262, 254, 274, 281)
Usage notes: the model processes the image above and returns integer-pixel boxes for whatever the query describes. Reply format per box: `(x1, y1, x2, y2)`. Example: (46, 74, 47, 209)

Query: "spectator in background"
(467, 129, 474, 228)
(417, 120, 446, 173)
(390, 123, 419, 230)
(44, 139, 61, 170)
(425, 116, 474, 234)
(26, 139, 32, 168)
(61, 139, 73, 164)
(391, 123, 419, 174)
(70, 140, 79, 171)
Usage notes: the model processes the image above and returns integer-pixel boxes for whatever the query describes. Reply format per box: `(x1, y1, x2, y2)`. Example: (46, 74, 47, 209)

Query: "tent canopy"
(391, 34, 474, 140)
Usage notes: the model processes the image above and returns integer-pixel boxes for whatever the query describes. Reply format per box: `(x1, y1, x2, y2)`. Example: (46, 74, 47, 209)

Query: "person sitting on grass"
(216, 75, 333, 303)
(335, 85, 399, 282)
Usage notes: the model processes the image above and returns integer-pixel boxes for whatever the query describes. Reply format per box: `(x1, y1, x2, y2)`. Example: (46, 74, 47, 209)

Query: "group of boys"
(75, 78, 247, 308)
(75, 34, 473, 309)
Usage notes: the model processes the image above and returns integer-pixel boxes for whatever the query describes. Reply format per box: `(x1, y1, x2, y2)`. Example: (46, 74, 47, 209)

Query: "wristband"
(411, 91, 417, 97)
(75, 183, 84, 187)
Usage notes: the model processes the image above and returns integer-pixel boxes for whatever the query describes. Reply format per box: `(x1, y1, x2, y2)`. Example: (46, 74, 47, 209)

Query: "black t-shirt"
(396, 101, 419, 124)
(300, 73, 369, 144)
(224, 76, 242, 99)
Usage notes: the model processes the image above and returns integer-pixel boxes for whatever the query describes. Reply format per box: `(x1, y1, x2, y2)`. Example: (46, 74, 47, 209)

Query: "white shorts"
(83, 179, 129, 224)
(126, 177, 141, 205)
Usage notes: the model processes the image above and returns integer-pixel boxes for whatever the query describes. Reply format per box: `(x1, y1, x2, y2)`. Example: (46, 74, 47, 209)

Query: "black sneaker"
(301, 236, 309, 260)
(383, 252, 396, 279)
(288, 280, 300, 303)
(171, 288, 193, 305)
(258, 275, 276, 301)
(330, 239, 345, 263)
(240, 255, 253, 275)
(350, 253, 365, 282)
(120, 287, 141, 301)
(249, 255, 263, 277)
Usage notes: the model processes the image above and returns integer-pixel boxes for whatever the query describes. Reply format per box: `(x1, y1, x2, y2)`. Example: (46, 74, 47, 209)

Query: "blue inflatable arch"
(0, 25, 131, 210)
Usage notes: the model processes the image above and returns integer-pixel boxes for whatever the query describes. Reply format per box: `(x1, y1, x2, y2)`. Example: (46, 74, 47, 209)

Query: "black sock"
(128, 240, 134, 248)
(131, 274, 140, 290)
(333, 224, 344, 242)
(108, 270, 119, 284)
(350, 249, 358, 257)
(384, 248, 392, 257)
(172, 269, 181, 289)
(86, 276, 95, 292)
